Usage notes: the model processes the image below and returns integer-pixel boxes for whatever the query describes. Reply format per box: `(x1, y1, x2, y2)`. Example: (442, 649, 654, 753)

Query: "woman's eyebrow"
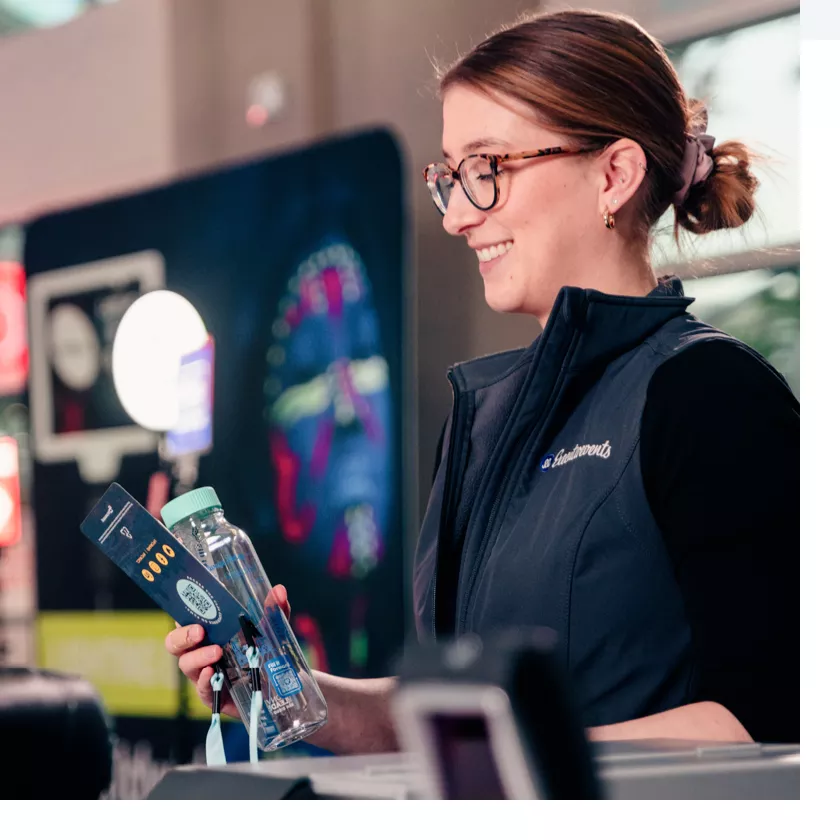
(442, 136, 512, 161)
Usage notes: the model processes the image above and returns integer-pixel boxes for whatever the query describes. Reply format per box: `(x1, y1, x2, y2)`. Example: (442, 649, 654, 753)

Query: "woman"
(166, 9, 799, 751)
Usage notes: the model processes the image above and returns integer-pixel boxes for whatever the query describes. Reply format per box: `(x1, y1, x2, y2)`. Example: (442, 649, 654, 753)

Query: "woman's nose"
(441, 182, 486, 237)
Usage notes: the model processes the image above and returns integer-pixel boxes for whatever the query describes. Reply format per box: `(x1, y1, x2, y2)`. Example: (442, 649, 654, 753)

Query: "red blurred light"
(246, 103, 269, 128)
(0, 262, 28, 396)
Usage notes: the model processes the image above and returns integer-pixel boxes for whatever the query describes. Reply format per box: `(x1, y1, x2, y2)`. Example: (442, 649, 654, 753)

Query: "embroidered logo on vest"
(540, 440, 612, 472)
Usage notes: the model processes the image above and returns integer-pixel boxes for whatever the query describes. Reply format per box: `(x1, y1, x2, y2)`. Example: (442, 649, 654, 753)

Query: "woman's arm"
(307, 682, 754, 753)
(586, 701, 752, 743)
(305, 673, 400, 754)
(639, 342, 799, 744)
(309, 687, 754, 754)
(308, 683, 754, 753)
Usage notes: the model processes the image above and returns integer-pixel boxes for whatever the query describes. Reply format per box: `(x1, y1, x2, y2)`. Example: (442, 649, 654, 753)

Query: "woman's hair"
(437, 9, 758, 240)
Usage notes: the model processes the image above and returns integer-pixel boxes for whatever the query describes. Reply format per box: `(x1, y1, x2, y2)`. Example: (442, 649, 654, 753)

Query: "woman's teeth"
(476, 241, 513, 263)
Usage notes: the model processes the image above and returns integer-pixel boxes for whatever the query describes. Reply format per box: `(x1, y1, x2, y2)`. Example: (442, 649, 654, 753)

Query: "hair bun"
(675, 138, 759, 235)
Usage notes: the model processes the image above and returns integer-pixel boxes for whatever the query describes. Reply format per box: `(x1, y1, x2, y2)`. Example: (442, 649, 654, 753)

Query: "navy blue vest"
(412, 279, 781, 727)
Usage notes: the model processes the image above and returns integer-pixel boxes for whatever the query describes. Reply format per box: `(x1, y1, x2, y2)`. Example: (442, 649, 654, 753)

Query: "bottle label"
(265, 657, 303, 698)
(230, 634, 274, 669)
(260, 706, 280, 738)
(230, 638, 303, 699)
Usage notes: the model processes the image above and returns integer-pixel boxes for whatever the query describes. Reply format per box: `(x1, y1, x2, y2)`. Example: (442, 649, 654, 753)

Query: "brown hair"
(437, 9, 758, 240)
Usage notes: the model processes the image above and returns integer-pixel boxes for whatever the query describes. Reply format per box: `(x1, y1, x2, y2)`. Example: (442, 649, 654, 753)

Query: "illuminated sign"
(0, 262, 28, 396)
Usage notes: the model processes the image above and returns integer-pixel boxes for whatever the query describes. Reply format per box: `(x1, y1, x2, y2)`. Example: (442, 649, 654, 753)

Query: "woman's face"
(440, 84, 605, 325)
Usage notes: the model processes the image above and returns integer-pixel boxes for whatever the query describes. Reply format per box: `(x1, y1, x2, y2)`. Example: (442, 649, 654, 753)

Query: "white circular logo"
(49, 304, 101, 391)
(176, 578, 219, 622)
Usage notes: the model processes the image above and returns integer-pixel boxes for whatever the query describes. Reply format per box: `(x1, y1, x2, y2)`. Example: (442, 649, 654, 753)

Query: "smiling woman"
(168, 8, 799, 757)
(425, 11, 757, 324)
(409, 8, 798, 747)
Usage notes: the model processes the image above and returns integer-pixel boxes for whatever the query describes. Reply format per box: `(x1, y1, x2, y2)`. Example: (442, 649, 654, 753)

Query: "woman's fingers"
(177, 644, 223, 683)
(265, 584, 291, 619)
(165, 624, 205, 655)
(168, 587, 292, 721)
(165, 623, 240, 720)
(197, 664, 239, 718)
(196, 666, 214, 708)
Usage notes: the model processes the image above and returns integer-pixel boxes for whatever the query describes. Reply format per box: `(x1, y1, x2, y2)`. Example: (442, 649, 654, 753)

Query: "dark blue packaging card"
(80, 483, 244, 647)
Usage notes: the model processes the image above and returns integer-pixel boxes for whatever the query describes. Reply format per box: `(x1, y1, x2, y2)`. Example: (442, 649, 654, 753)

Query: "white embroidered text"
(540, 441, 612, 472)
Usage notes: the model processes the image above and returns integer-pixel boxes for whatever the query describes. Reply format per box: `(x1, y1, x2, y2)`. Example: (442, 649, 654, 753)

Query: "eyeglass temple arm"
(424, 144, 583, 175)
(495, 146, 570, 163)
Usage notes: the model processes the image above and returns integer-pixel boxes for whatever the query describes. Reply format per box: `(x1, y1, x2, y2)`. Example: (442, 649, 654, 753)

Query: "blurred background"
(0, 0, 798, 798)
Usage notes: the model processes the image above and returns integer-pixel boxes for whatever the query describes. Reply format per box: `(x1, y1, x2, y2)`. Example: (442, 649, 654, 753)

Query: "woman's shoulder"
(658, 335, 794, 394)
(640, 335, 798, 540)
(644, 336, 799, 439)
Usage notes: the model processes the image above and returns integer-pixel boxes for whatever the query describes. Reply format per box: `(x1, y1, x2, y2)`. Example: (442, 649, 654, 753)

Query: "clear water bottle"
(161, 487, 328, 751)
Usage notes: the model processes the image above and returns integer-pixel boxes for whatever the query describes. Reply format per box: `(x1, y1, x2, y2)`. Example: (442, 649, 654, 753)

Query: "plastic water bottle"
(161, 487, 328, 751)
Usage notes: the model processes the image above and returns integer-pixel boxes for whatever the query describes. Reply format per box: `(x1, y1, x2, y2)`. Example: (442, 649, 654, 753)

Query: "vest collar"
(453, 277, 694, 391)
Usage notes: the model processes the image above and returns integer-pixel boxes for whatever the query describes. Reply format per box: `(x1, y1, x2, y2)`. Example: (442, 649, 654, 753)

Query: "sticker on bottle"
(265, 657, 303, 698)
(231, 634, 274, 670)
(259, 706, 279, 738)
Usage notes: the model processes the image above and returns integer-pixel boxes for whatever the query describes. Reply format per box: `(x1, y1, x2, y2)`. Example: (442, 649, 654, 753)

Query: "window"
(658, 13, 799, 396)
(682, 266, 799, 396)
(655, 12, 799, 268)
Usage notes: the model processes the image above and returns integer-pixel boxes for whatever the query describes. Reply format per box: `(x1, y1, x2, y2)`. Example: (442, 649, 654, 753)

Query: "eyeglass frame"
(423, 144, 601, 215)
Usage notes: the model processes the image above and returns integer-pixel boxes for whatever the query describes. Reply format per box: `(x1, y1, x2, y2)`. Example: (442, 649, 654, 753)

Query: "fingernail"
(186, 627, 196, 645)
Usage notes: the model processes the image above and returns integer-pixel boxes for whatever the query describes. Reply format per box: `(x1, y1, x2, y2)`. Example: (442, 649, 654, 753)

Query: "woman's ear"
(595, 139, 647, 215)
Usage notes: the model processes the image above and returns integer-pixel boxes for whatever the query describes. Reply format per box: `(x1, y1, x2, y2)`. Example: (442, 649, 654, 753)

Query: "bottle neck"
(172, 507, 226, 537)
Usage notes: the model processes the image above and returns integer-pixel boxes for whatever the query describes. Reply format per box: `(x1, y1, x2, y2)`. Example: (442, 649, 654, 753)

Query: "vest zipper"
(432, 367, 471, 639)
(458, 305, 586, 634)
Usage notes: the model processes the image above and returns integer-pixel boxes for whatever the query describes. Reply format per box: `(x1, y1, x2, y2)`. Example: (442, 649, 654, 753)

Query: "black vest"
(412, 279, 781, 727)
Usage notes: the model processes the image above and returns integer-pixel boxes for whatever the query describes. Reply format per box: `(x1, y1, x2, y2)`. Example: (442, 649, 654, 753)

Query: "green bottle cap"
(160, 487, 222, 529)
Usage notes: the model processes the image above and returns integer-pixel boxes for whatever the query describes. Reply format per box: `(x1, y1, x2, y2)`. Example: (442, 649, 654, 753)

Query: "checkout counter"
(149, 632, 800, 800)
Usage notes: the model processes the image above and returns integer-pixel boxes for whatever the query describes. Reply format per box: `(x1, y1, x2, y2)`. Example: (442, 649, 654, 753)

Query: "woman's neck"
(537, 250, 658, 328)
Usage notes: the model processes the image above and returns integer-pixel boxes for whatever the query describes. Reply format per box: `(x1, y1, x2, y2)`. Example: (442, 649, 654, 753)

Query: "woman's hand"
(164, 584, 292, 721)
(165, 584, 399, 754)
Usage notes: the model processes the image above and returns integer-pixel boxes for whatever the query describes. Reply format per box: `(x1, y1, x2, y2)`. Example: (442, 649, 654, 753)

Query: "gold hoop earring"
(603, 209, 615, 230)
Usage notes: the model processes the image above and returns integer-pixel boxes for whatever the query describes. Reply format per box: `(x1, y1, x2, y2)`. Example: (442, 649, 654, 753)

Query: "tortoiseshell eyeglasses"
(423, 145, 597, 215)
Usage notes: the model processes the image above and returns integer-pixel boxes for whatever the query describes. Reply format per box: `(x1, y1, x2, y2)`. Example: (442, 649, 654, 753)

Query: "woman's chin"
(483, 285, 528, 317)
